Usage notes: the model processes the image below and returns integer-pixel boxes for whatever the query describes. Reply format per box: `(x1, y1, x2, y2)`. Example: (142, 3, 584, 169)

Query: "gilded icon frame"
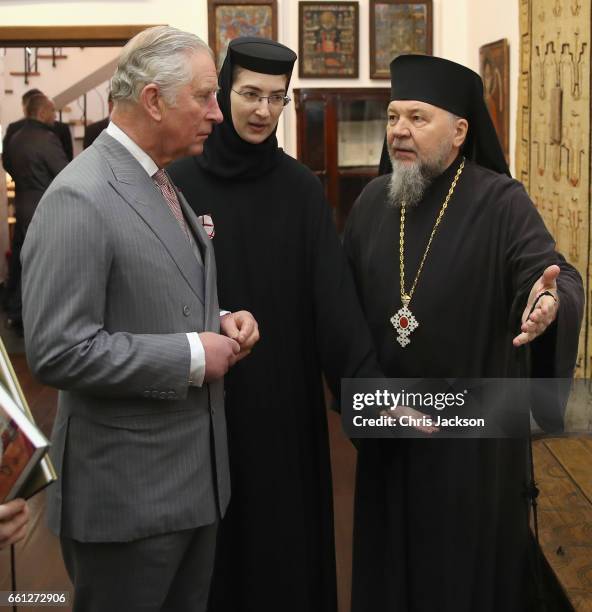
(298, 1, 359, 79)
(208, 0, 278, 70)
(370, 0, 433, 79)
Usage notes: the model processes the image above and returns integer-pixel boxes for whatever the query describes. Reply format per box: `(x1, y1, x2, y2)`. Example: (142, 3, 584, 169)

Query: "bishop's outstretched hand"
(513, 265, 560, 347)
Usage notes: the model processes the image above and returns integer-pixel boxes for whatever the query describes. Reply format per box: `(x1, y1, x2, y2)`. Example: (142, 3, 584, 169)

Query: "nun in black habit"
(344, 55, 584, 612)
(168, 38, 380, 612)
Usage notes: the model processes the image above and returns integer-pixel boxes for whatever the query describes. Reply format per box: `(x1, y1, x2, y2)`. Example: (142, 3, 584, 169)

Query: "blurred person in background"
(2, 88, 72, 173)
(3, 94, 69, 333)
(83, 91, 113, 149)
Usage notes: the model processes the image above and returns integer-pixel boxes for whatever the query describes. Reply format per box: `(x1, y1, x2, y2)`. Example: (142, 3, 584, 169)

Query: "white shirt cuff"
(186, 332, 205, 387)
(220, 310, 230, 317)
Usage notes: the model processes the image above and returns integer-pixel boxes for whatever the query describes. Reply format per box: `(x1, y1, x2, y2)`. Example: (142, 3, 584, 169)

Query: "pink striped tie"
(153, 169, 190, 239)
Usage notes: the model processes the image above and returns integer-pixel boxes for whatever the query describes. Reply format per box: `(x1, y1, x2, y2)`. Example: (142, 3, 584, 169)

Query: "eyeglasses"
(231, 89, 291, 107)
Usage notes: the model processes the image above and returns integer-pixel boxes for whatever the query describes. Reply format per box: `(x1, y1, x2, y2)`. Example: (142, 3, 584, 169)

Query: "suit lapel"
(95, 133, 205, 305)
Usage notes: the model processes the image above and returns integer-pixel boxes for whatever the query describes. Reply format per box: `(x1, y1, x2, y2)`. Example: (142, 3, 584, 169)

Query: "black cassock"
(343, 156, 583, 612)
(169, 152, 379, 612)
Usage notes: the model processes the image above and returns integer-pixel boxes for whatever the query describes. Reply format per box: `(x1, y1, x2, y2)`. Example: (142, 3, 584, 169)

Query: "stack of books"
(0, 339, 55, 502)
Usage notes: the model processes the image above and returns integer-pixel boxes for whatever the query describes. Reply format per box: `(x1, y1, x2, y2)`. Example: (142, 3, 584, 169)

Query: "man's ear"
(139, 83, 164, 122)
(454, 118, 469, 149)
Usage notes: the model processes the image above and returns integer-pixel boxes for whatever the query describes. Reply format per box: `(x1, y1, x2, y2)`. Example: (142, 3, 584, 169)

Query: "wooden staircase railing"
(9, 47, 68, 83)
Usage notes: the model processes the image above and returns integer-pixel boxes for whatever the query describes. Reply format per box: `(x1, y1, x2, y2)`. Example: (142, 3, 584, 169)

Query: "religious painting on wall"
(369, 0, 432, 79)
(208, 0, 278, 70)
(298, 2, 359, 78)
(479, 38, 510, 161)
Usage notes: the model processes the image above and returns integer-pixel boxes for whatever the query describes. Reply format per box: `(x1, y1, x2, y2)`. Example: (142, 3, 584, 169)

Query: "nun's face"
(230, 68, 288, 144)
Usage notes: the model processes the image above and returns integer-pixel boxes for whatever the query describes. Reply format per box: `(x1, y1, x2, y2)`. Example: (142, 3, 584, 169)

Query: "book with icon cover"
(0, 382, 49, 502)
(0, 338, 56, 499)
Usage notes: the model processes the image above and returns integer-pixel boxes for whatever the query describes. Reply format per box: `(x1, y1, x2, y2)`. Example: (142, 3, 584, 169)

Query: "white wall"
(0, 0, 208, 35)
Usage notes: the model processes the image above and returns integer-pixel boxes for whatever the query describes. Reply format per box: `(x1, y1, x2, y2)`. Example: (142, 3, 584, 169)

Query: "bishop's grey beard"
(387, 137, 456, 208)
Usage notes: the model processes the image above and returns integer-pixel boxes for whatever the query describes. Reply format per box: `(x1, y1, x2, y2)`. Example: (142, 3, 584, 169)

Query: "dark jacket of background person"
(83, 116, 109, 149)
(3, 118, 73, 175)
(53, 120, 74, 161)
(8, 119, 68, 229)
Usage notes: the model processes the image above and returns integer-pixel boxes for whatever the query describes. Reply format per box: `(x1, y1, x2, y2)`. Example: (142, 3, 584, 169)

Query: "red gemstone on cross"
(399, 316, 409, 329)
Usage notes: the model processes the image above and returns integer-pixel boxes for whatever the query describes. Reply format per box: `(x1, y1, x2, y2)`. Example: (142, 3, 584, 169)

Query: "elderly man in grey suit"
(21, 26, 259, 612)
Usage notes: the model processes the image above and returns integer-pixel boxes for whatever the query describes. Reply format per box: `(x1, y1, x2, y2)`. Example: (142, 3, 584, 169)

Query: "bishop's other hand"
(513, 265, 560, 347)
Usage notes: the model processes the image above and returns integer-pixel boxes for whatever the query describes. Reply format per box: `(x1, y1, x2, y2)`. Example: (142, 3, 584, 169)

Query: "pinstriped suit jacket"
(21, 132, 230, 542)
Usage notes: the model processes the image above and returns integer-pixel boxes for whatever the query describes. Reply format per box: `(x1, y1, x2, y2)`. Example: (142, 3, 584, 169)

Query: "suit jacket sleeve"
(22, 182, 193, 400)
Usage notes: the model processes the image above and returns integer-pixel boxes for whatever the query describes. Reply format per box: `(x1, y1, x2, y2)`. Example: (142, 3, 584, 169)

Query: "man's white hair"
(111, 26, 213, 107)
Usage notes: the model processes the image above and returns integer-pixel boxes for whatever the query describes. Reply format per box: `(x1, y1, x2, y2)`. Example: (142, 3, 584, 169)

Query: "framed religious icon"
(298, 2, 359, 78)
(370, 0, 433, 79)
(479, 38, 510, 161)
(208, 0, 278, 70)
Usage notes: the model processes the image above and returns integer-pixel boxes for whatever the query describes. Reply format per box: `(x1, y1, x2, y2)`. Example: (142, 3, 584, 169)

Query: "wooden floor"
(1, 351, 591, 611)
(534, 437, 592, 611)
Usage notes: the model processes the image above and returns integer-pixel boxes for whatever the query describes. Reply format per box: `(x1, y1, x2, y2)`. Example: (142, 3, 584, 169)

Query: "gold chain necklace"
(390, 158, 465, 347)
